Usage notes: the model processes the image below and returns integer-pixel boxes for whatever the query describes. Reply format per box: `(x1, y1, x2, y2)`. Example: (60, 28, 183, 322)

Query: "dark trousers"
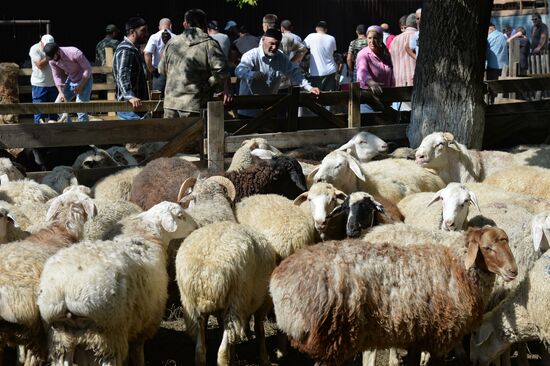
(32, 85, 58, 123)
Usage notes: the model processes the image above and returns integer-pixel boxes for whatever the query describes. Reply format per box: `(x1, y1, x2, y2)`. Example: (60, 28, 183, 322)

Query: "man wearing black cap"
(112, 17, 150, 120)
(235, 28, 320, 117)
(347, 24, 368, 81)
(95, 24, 120, 66)
(207, 20, 230, 59)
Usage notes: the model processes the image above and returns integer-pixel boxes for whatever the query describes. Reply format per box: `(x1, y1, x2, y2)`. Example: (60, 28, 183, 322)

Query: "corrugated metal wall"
(1, 0, 422, 65)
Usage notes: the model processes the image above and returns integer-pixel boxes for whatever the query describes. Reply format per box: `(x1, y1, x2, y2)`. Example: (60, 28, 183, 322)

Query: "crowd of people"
(28, 8, 548, 125)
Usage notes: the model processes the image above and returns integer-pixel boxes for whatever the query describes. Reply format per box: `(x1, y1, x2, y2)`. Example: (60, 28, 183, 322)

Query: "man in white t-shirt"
(303, 21, 337, 91)
(144, 18, 175, 95)
(207, 20, 230, 59)
(29, 34, 58, 123)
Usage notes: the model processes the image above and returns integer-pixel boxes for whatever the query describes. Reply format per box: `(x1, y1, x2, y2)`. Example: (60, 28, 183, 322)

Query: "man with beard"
(113, 17, 150, 120)
(235, 28, 320, 117)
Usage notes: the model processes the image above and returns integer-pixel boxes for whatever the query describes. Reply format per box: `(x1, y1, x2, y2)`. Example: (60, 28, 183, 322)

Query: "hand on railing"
(129, 97, 142, 109)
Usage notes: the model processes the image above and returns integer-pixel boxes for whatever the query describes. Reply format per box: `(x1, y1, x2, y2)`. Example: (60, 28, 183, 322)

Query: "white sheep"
(0, 178, 58, 206)
(415, 132, 550, 184)
(176, 221, 277, 366)
(270, 226, 517, 365)
(469, 249, 550, 366)
(337, 131, 388, 162)
(41, 166, 78, 194)
(0, 158, 25, 181)
(398, 183, 480, 231)
(483, 165, 550, 200)
(310, 150, 444, 204)
(92, 166, 143, 201)
(0, 189, 96, 365)
(105, 146, 138, 166)
(235, 194, 316, 261)
(37, 202, 197, 366)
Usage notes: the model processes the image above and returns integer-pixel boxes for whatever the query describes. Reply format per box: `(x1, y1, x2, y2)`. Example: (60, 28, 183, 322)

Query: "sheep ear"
(337, 140, 354, 152)
(241, 139, 250, 147)
(474, 321, 495, 346)
(250, 149, 275, 160)
(46, 199, 63, 222)
(465, 228, 482, 270)
(178, 177, 197, 202)
(293, 192, 308, 206)
(427, 190, 443, 207)
(160, 212, 177, 233)
(81, 198, 97, 220)
(468, 191, 481, 213)
(531, 215, 548, 252)
(335, 190, 348, 203)
(70, 176, 79, 186)
(7, 213, 19, 228)
(371, 198, 385, 213)
(443, 132, 455, 143)
(327, 204, 344, 218)
(0, 174, 9, 185)
(307, 166, 320, 183)
(347, 157, 365, 181)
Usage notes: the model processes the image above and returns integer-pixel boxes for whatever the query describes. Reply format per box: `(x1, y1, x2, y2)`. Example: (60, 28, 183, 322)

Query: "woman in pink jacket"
(356, 25, 395, 94)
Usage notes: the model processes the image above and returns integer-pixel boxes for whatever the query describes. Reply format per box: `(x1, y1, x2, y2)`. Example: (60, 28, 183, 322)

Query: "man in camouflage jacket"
(95, 24, 120, 66)
(159, 8, 232, 118)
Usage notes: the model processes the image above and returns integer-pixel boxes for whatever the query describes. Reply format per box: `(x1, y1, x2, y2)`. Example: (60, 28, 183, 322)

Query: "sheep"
(40, 166, 78, 194)
(310, 150, 444, 204)
(0, 178, 58, 206)
(130, 157, 199, 210)
(224, 155, 307, 202)
(92, 166, 142, 201)
(37, 201, 197, 366)
(227, 137, 282, 172)
(0, 207, 28, 243)
(336, 131, 388, 162)
(105, 146, 138, 166)
(415, 132, 550, 184)
(285, 145, 333, 162)
(0, 157, 25, 181)
(71, 147, 118, 170)
(483, 165, 550, 199)
(398, 183, 481, 231)
(175, 221, 277, 366)
(235, 194, 315, 262)
(0, 189, 96, 365)
(177, 176, 236, 227)
(469, 249, 550, 366)
(270, 226, 518, 365)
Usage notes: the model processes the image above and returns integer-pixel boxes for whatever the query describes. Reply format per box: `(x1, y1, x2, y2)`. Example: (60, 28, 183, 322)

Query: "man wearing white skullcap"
(29, 34, 58, 123)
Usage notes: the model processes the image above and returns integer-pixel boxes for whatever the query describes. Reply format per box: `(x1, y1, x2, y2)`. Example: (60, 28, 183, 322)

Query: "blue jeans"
(117, 111, 146, 120)
(32, 85, 58, 124)
(63, 77, 93, 121)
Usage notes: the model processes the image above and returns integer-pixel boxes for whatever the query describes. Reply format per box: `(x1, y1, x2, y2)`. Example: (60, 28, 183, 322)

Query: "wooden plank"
(19, 82, 116, 95)
(300, 97, 346, 128)
(142, 118, 204, 164)
(287, 87, 300, 131)
(0, 101, 164, 115)
(105, 47, 116, 118)
(231, 94, 291, 135)
(348, 82, 361, 128)
(485, 76, 550, 93)
(224, 124, 408, 153)
(360, 86, 413, 103)
(19, 66, 112, 77)
(0, 117, 200, 148)
(207, 101, 225, 173)
(486, 99, 550, 115)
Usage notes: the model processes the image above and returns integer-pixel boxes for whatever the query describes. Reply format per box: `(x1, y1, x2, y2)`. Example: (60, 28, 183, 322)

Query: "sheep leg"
(128, 340, 145, 366)
(419, 351, 430, 366)
(253, 310, 269, 366)
(217, 324, 233, 366)
(195, 316, 207, 366)
(389, 348, 400, 366)
(361, 349, 376, 366)
(275, 332, 288, 360)
(16, 345, 25, 366)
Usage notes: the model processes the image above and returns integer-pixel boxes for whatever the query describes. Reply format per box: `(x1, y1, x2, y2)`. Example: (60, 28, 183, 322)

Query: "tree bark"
(407, 0, 493, 149)
(0, 63, 20, 124)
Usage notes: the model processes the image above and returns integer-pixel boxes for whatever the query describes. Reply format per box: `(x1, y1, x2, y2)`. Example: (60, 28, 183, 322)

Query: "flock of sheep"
(0, 130, 549, 366)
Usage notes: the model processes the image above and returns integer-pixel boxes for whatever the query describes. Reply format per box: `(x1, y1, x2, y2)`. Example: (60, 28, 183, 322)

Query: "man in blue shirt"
(235, 28, 320, 117)
(486, 23, 508, 81)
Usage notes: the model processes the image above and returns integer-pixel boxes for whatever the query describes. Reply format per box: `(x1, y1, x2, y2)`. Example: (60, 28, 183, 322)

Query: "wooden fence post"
(348, 82, 361, 128)
(105, 47, 116, 117)
(207, 101, 225, 173)
(287, 87, 300, 131)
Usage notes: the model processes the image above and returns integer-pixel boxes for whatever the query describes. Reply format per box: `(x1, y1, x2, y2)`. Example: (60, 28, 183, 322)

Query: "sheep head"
(415, 132, 464, 169)
(464, 226, 517, 282)
(46, 189, 97, 237)
(337, 131, 388, 162)
(138, 201, 197, 241)
(178, 176, 236, 208)
(328, 192, 385, 238)
(469, 316, 509, 366)
(427, 183, 480, 231)
(309, 151, 365, 194)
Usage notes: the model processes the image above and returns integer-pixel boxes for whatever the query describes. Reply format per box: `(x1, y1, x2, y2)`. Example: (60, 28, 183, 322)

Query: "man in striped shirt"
(389, 13, 417, 88)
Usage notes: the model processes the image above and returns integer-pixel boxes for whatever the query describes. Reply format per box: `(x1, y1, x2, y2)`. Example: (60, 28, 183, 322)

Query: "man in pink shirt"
(44, 42, 93, 121)
(389, 13, 417, 88)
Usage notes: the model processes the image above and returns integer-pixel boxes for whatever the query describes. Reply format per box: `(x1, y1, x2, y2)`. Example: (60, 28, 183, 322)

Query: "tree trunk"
(407, 0, 493, 149)
(0, 63, 20, 124)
